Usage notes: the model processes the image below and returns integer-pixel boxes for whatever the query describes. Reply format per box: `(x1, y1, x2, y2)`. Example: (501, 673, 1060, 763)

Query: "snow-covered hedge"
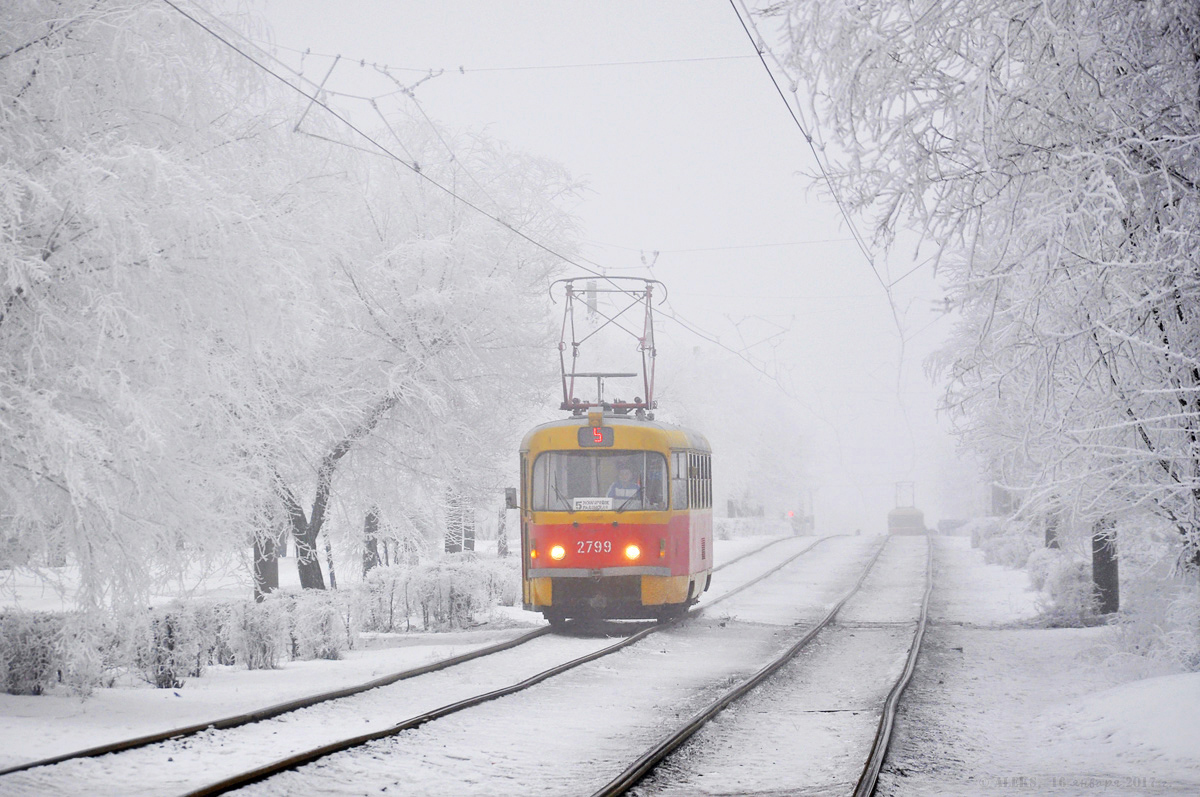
(965, 516, 1039, 569)
(0, 611, 102, 695)
(360, 554, 520, 633)
(2, 554, 523, 695)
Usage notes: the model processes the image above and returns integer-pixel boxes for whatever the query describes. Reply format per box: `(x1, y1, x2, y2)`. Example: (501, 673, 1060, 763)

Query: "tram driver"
(607, 465, 641, 507)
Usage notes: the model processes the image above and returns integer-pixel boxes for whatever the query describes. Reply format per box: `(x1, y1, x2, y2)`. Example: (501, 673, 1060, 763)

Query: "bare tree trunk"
(323, 535, 338, 590)
(278, 393, 401, 590)
(496, 506, 508, 558)
(253, 529, 282, 602)
(445, 490, 471, 553)
(279, 479, 325, 590)
(1044, 512, 1060, 550)
(363, 507, 382, 575)
(1092, 519, 1119, 615)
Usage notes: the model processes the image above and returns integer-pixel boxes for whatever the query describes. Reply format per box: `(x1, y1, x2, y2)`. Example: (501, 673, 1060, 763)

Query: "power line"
(584, 237, 856, 254)
(159, 0, 615, 288)
(726, 0, 889, 297)
(727, 0, 931, 475)
(259, 43, 757, 73)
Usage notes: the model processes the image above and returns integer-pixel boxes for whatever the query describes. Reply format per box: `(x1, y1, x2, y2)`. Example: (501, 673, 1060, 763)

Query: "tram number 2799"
(578, 540, 611, 554)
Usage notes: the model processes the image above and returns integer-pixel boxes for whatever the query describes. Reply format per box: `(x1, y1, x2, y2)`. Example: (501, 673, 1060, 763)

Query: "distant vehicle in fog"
(887, 506, 927, 535)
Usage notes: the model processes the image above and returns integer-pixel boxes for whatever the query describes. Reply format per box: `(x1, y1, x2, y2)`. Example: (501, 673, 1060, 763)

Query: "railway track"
(0, 533, 830, 796)
(620, 533, 934, 797)
(192, 534, 903, 796)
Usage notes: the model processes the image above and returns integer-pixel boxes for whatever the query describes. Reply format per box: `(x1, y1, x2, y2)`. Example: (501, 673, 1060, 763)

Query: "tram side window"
(690, 453, 698, 508)
(671, 452, 689, 510)
(684, 451, 711, 510)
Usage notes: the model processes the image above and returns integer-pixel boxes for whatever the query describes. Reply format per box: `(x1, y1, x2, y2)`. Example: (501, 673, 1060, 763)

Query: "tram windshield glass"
(532, 450, 667, 512)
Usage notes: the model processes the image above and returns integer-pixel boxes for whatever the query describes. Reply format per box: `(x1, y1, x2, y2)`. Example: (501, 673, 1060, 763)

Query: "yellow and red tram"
(519, 407, 712, 624)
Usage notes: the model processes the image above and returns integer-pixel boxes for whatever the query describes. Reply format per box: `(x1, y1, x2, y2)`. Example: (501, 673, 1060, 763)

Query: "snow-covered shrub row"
(2, 555, 523, 695)
(977, 519, 1039, 569)
(0, 592, 351, 695)
(359, 554, 520, 632)
(1110, 580, 1200, 673)
(713, 516, 792, 540)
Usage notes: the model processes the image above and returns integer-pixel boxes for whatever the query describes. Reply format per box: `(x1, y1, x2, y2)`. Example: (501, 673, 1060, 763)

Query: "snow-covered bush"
(1026, 546, 1061, 591)
(361, 564, 413, 632)
(287, 590, 350, 661)
(1, 612, 62, 695)
(962, 517, 1003, 549)
(360, 555, 519, 632)
(1037, 557, 1097, 627)
(137, 610, 196, 689)
(409, 555, 520, 631)
(980, 520, 1038, 569)
(0, 611, 102, 696)
(1162, 591, 1200, 672)
(53, 613, 105, 695)
(222, 598, 289, 671)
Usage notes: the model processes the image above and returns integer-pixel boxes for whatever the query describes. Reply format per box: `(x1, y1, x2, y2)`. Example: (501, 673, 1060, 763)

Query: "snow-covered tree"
(1, 0, 575, 607)
(770, 0, 1200, 565)
(267, 130, 573, 589)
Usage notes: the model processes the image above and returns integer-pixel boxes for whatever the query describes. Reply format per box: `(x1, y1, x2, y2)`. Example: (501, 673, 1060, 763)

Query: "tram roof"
(520, 414, 710, 453)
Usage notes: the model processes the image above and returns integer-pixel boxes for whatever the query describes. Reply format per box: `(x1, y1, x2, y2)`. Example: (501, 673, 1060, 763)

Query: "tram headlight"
(624, 544, 641, 561)
(550, 544, 566, 561)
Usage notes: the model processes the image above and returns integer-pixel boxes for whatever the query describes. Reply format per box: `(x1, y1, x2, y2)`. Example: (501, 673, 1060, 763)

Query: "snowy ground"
(877, 535, 1200, 796)
(2, 534, 1198, 795)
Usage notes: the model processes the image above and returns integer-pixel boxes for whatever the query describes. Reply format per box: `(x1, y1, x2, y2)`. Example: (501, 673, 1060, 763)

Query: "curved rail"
(590, 536, 891, 797)
(181, 535, 836, 795)
(853, 534, 934, 797)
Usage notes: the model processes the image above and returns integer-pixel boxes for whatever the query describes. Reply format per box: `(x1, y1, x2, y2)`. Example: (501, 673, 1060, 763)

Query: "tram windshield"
(532, 450, 667, 512)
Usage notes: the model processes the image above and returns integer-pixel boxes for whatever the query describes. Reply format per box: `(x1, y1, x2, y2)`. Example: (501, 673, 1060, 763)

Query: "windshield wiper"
(552, 483, 574, 513)
(615, 491, 642, 513)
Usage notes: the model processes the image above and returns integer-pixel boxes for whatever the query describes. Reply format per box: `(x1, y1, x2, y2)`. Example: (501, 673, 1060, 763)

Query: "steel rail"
(590, 536, 892, 797)
(0, 533, 805, 780)
(853, 534, 935, 797)
(181, 534, 838, 796)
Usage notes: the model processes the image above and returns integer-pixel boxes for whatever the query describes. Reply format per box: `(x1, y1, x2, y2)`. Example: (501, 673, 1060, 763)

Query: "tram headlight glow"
(550, 544, 566, 561)
(624, 544, 641, 561)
